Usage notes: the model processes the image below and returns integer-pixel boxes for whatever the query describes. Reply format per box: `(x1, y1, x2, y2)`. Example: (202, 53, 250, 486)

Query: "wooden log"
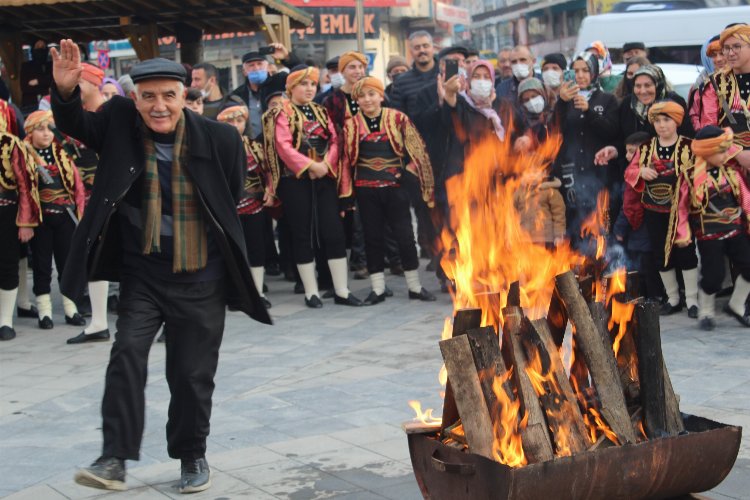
(554, 271, 637, 445)
(502, 306, 555, 463)
(547, 287, 568, 348)
(466, 326, 507, 421)
(402, 421, 442, 435)
(439, 335, 495, 459)
(635, 300, 683, 437)
(440, 308, 483, 435)
(663, 359, 685, 434)
(528, 319, 591, 451)
(607, 304, 641, 403)
(507, 281, 521, 307)
(444, 421, 468, 445)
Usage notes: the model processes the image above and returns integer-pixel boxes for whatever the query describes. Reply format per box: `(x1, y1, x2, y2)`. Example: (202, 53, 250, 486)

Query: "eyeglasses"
(722, 43, 748, 55)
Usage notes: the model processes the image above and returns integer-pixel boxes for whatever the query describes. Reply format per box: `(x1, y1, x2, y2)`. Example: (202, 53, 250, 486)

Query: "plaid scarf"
(141, 113, 207, 272)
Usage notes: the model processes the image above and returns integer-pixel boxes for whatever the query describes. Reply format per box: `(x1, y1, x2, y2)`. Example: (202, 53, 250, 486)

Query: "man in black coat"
(50, 39, 271, 494)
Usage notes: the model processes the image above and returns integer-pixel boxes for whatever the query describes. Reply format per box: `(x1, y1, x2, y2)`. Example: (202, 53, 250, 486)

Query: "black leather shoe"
(294, 281, 305, 294)
(334, 293, 363, 306)
(409, 288, 437, 302)
(384, 286, 394, 298)
(66, 313, 87, 326)
(180, 457, 211, 494)
(38, 316, 53, 329)
(724, 304, 750, 327)
(699, 317, 716, 331)
(261, 297, 272, 309)
(17, 305, 38, 318)
(687, 305, 699, 319)
(659, 303, 683, 316)
(67, 329, 110, 344)
(0, 326, 16, 341)
(305, 295, 323, 308)
(74, 456, 126, 491)
(363, 291, 386, 306)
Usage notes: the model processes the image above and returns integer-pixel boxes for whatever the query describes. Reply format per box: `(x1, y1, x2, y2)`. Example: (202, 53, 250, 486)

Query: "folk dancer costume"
(217, 104, 271, 308)
(24, 111, 86, 329)
(699, 25, 750, 151)
(624, 101, 699, 316)
(673, 127, 750, 329)
(0, 103, 40, 340)
(52, 58, 270, 493)
(264, 65, 363, 308)
(323, 52, 367, 131)
(342, 77, 435, 304)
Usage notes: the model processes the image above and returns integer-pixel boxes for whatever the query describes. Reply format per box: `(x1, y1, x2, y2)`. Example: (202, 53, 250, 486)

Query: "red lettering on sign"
(364, 14, 375, 33)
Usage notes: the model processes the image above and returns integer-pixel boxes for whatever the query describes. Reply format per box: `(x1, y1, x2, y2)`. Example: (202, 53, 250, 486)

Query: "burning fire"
(408, 400, 441, 425)
(409, 126, 641, 464)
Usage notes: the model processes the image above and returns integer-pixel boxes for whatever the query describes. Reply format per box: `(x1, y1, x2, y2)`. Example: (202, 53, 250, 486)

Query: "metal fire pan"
(407, 414, 741, 500)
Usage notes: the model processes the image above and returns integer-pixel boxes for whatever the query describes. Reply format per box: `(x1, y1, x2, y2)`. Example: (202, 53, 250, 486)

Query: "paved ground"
(1, 266, 749, 499)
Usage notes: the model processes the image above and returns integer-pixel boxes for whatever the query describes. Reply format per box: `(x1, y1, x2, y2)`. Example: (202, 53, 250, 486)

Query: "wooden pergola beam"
(120, 17, 159, 61)
(0, 31, 23, 106)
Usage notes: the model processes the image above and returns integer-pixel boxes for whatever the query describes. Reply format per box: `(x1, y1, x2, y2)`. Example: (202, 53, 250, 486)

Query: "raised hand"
(50, 39, 82, 99)
(594, 146, 618, 166)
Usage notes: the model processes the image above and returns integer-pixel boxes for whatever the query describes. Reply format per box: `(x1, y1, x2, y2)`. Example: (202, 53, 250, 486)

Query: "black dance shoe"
(699, 317, 716, 331)
(305, 295, 323, 308)
(687, 305, 699, 319)
(0, 326, 16, 341)
(261, 297, 272, 309)
(17, 305, 38, 318)
(384, 286, 394, 297)
(724, 304, 750, 328)
(409, 288, 437, 302)
(334, 293, 363, 306)
(66, 313, 87, 326)
(363, 291, 386, 306)
(38, 316, 53, 329)
(67, 329, 110, 344)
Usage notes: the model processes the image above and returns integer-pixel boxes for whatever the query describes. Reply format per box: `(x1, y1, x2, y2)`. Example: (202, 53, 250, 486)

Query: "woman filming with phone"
(554, 52, 619, 247)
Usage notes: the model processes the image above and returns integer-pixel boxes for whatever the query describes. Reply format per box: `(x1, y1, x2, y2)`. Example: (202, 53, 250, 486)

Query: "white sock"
(0, 288, 18, 328)
(659, 270, 680, 307)
(17, 258, 32, 309)
(327, 257, 350, 298)
(250, 267, 266, 297)
(729, 276, 750, 316)
(37, 294, 52, 318)
(297, 261, 319, 300)
(682, 268, 699, 309)
(370, 272, 386, 295)
(85, 281, 109, 333)
(699, 289, 716, 319)
(404, 269, 423, 293)
(62, 296, 78, 317)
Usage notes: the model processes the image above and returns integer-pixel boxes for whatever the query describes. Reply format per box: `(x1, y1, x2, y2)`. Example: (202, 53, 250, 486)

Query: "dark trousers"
(697, 235, 750, 294)
(629, 250, 662, 300)
(30, 212, 75, 296)
(262, 212, 279, 267)
(643, 210, 698, 272)
(277, 176, 346, 264)
(405, 176, 436, 258)
(240, 212, 266, 268)
(102, 274, 226, 461)
(0, 206, 20, 290)
(357, 186, 419, 274)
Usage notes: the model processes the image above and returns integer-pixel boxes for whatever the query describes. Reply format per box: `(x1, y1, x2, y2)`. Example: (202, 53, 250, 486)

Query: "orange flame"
(491, 368, 527, 467)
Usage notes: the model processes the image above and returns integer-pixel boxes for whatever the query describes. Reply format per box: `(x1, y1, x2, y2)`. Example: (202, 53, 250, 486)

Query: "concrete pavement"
(1, 267, 748, 499)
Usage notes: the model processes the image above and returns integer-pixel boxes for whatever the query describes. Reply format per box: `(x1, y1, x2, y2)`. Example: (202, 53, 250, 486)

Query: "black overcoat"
(51, 84, 271, 325)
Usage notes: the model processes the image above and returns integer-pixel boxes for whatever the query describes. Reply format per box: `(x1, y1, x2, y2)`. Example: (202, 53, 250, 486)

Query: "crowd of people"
(0, 20, 748, 494)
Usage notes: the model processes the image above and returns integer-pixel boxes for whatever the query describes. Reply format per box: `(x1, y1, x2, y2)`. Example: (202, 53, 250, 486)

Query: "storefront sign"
(435, 2, 471, 25)
(293, 8, 381, 40)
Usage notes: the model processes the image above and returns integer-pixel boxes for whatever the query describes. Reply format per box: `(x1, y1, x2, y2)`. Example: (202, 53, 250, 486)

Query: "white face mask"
(329, 72, 345, 89)
(524, 95, 546, 114)
(512, 63, 531, 80)
(470, 79, 493, 99)
(542, 70, 562, 88)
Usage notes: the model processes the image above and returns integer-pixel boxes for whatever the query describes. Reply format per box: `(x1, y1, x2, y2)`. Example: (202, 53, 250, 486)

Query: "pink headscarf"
(460, 59, 505, 141)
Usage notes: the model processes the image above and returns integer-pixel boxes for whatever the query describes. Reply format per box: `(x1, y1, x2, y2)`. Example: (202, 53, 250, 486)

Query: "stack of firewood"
(409, 270, 684, 466)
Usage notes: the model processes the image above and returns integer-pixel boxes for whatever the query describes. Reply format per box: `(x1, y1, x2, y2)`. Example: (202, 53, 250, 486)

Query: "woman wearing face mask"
(541, 53, 567, 109)
(614, 56, 651, 102)
(554, 52, 620, 244)
(440, 60, 521, 184)
(516, 78, 554, 149)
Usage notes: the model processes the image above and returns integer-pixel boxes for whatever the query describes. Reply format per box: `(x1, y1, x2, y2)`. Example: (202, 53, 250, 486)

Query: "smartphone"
(259, 46, 275, 56)
(563, 69, 575, 83)
(444, 59, 459, 80)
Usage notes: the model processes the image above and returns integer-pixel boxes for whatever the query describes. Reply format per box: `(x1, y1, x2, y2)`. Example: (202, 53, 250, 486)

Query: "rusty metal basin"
(407, 414, 741, 500)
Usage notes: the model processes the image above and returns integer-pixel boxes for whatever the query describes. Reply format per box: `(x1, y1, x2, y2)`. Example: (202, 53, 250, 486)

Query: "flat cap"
(130, 58, 186, 84)
(622, 42, 646, 52)
(242, 51, 265, 64)
(437, 46, 469, 60)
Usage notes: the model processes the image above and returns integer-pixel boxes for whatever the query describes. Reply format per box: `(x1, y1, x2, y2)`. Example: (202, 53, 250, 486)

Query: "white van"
(575, 6, 750, 64)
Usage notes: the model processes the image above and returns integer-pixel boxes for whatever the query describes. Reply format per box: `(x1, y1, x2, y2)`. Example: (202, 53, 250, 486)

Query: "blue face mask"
(320, 83, 332, 94)
(247, 70, 268, 85)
